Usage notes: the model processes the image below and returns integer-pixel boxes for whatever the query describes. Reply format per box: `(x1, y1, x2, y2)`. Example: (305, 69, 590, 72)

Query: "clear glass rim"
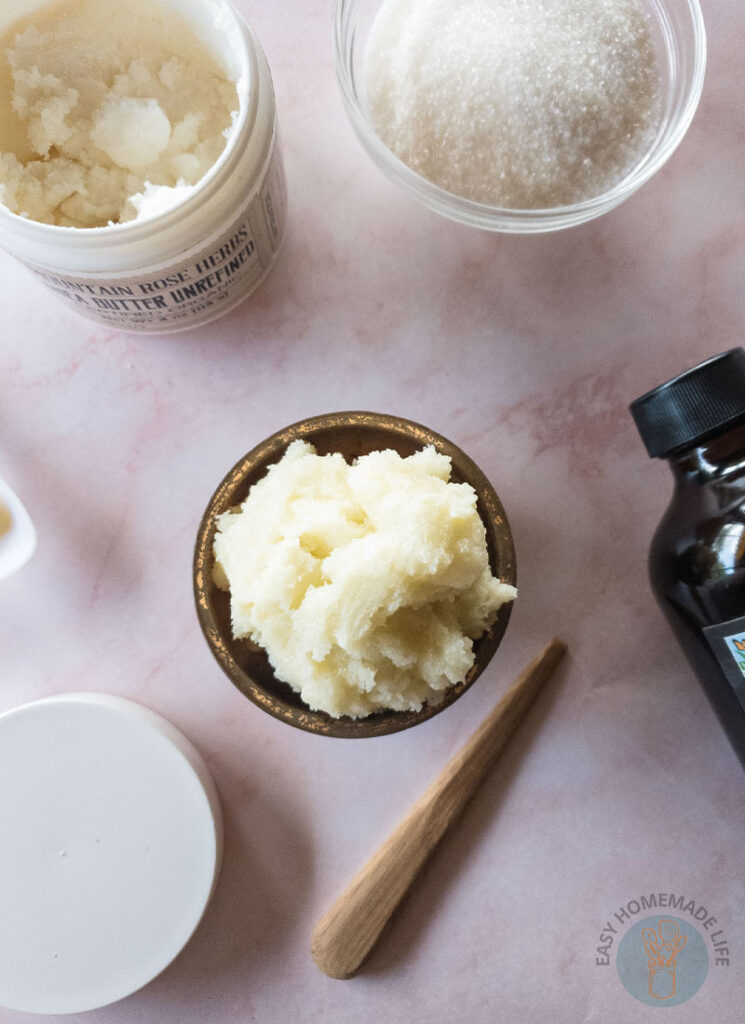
(333, 0, 707, 233)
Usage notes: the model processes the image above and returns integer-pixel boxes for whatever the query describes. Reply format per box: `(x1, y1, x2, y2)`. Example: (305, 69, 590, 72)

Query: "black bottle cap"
(630, 349, 745, 458)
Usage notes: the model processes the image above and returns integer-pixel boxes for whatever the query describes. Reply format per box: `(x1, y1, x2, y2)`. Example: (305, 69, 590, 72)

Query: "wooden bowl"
(193, 412, 516, 738)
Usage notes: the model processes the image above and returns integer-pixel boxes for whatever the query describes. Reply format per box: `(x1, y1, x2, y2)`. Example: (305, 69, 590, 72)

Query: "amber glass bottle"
(631, 349, 745, 769)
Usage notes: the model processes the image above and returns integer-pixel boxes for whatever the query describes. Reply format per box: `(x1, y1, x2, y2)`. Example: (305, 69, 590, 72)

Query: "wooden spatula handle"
(311, 638, 567, 979)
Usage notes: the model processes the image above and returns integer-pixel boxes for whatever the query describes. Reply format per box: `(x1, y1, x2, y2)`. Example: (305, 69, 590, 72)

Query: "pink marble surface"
(0, 0, 743, 1021)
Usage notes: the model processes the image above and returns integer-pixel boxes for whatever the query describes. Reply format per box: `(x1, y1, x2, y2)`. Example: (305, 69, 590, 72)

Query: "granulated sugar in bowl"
(334, 0, 706, 232)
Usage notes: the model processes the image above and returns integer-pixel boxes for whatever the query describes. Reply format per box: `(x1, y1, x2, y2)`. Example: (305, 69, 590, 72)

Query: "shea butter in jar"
(0, 0, 286, 333)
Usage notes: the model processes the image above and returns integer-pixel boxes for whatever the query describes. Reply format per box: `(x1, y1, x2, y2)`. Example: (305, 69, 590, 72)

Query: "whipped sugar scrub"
(0, 0, 286, 332)
(365, 0, 662, 209)
(213, 441, 517, 719)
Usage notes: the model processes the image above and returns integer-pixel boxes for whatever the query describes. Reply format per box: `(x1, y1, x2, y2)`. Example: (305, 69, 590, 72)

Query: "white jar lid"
(0, 693, 223, 1015)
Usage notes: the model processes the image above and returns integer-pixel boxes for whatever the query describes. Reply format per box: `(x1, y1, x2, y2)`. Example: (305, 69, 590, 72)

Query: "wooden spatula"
(311, 637, 567, 979)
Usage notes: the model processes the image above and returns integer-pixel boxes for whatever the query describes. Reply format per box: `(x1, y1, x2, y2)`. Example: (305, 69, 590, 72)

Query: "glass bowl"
(333, 0, 706, 233)
(193, 412, 516, 738)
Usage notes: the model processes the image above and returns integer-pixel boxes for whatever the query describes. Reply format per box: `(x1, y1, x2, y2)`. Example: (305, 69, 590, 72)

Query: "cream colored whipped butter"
(213, 442, 517, 719)
(0, 0, 286, 333)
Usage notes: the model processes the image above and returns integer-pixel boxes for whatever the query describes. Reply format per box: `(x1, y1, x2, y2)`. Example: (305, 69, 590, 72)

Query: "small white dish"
(0, 475, 37, 581)
(0, 693, 223, 1015)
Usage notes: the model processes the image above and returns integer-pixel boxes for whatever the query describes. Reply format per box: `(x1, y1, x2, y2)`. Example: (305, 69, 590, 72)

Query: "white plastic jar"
(0, 0, 286, 334)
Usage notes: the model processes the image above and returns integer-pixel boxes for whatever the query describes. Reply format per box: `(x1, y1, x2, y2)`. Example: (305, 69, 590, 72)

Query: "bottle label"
(703, 616, 745, 713)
